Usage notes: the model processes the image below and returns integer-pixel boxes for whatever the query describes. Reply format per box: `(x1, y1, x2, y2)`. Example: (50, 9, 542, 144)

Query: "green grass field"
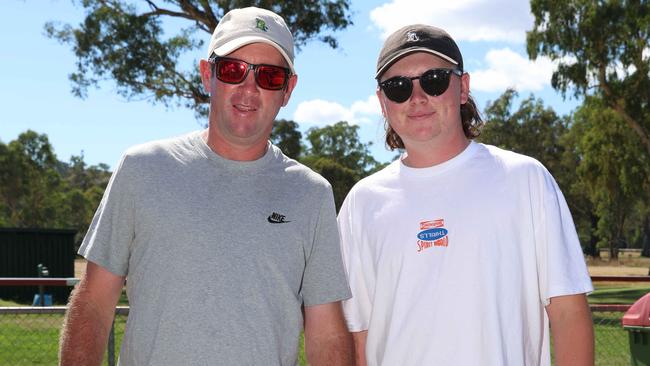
(587, 284, 650, 365)
(591, 311, 630, 366)
(0, 312, 126, 366)
(0, 285, 646, 365)
(590, 283, 650, 304)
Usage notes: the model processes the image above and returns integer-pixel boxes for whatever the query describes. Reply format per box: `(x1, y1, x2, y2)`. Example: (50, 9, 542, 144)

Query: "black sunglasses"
(378, 68, 463, 103)
(209, 55, 291, 91)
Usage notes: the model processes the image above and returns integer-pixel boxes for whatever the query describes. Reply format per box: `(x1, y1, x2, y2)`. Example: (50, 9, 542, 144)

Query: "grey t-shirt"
(79, 131, 351, 366)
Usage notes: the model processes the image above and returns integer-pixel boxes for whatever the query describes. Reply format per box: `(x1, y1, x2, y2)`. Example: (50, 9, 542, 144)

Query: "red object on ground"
(623, 292, 650, 327)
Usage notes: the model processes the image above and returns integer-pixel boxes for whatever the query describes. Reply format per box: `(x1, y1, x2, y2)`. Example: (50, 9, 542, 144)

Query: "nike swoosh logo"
(267, 216, 291, 224)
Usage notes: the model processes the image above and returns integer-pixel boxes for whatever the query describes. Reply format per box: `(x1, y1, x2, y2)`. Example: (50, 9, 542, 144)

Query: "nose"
(238, 68, 260, 93)
(409, 79, 428, 104)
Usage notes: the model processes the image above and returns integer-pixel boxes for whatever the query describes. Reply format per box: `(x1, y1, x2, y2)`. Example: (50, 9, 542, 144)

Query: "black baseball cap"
(376, 24, 463, 79)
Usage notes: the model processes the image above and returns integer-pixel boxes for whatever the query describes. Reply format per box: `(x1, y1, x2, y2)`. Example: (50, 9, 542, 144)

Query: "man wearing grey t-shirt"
(59, 7, 353, 366)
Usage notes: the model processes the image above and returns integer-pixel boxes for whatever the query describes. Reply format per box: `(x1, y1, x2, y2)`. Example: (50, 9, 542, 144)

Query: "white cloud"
(609, 47, 650, 79)
(293, 95, 381, 127)
(370, 0, 533, 43)
(471, 48, 555, 92)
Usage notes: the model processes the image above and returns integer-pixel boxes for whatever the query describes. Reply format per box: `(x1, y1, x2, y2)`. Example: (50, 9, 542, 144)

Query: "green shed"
(0, 228, 76, 304)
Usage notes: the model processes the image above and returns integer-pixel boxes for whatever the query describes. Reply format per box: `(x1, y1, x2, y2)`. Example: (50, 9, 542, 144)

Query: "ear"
(281, 74, 298, 107)
(460, 72, 470, 104)
(376, 87, 387, 117)
(199, 59, 212, 92)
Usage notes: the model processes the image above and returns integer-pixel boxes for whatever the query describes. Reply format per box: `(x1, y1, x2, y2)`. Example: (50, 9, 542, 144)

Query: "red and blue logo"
(417, 219, 448, 252)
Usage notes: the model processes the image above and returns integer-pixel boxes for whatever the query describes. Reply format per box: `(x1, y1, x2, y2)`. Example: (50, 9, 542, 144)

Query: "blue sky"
(1, 0, 580, 168)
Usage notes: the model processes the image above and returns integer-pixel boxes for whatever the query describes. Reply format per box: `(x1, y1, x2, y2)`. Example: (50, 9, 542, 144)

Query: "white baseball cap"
(207, 7, 295, 74)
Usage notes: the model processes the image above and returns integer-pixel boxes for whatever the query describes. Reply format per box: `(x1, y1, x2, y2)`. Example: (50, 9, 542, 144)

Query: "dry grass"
(74, 258, 86, 279)
(587, 256, 650, 276)
(588, 265, 648, 276)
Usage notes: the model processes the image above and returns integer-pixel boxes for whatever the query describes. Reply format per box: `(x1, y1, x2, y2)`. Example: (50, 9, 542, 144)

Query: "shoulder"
(337, 160, 399, 221)
(107, 132, 201, 184)
(270, 144, 334, 193)
(115, 131, 201, 171)
(347, 160, 400, 198)
(286, 162, 333, 194)
(476, 143, 548, 175)
(475, 143, 558, 193)
(122, 132, 199, 162)
(478, 143, 542, 166)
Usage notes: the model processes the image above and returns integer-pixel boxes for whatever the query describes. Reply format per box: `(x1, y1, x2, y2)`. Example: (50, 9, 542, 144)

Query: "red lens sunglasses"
(209, 55, 291, 91)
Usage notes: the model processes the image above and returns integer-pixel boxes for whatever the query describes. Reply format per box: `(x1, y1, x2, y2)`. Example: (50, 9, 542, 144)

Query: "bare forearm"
(547, 294, 594, 366)
(552, 318, 594, 366)
(352, 331, 368, 366)
(59, 287, 116, 365)
(303, 302, 354, 365)
(305, 332, 354, 366)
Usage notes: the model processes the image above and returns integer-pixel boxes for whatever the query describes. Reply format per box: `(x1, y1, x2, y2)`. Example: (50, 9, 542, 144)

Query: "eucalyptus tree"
(527, 0, 650, 155)
(46, 0, 353, 117)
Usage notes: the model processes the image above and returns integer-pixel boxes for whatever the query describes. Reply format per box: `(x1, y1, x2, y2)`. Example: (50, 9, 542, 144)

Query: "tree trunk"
(643, 214, 650, 257)
(587, 213, 599, 257)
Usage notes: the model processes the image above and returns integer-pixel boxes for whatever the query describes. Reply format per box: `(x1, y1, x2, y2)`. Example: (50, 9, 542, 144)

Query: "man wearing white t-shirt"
(338, 24, 594, 366)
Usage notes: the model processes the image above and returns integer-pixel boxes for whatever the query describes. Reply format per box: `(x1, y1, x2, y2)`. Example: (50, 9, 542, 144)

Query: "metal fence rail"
(0, 305, 634, 365)
(0, 277, 646, 365)
(591, 275, 650, 282)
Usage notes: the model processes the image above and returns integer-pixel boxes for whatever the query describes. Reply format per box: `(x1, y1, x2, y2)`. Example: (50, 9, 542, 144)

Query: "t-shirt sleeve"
(77, 153, 136, 276)
(535, 167, 593, 305)
(300, 185, 352, 307)
(338, 191, 372, 332)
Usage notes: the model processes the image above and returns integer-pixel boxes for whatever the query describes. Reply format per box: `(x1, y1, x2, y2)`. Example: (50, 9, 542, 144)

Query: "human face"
(200, 43, 297, 160)
(377, 52, 469, 155)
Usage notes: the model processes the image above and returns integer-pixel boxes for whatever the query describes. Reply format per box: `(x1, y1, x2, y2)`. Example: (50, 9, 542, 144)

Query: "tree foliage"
(570, 96, 650, 256)
(305, 157, 358, 210)
(479, 89, 569, 178)
(0, 131, 61, 228)
(271, 119, 302, 160)
(303, 121, 379, 173)
(45, 0, 353, 117)
(527, 0, 650, 155)
(0, 131, 111, 247)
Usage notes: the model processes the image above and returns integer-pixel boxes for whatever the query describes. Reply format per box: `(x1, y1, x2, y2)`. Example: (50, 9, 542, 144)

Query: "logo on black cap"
(406, 31, 419, 42)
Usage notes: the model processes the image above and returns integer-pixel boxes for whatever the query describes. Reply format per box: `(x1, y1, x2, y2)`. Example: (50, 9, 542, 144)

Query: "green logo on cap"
(255, 18, 269, 32)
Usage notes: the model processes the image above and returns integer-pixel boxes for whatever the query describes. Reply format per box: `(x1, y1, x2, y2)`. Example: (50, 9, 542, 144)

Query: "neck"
(402, 136, 470, 168)
(202, 129, 268, 161)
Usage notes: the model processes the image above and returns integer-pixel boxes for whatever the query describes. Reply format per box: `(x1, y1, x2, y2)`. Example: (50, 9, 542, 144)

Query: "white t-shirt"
(338, 141, 592, 366)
